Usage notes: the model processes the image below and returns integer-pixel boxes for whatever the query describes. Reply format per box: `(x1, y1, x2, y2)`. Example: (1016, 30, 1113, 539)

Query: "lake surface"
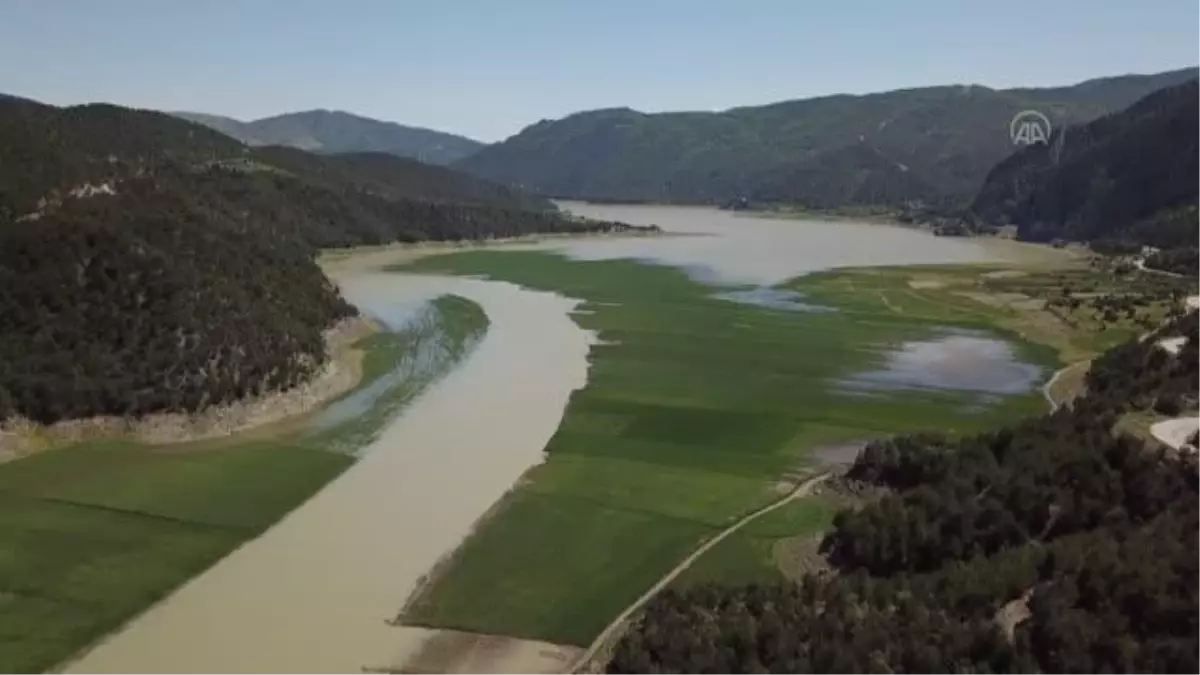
(549, 202, 1048, 285)
(840, 331, 1045, 397)
(68, 205, 1051, 672)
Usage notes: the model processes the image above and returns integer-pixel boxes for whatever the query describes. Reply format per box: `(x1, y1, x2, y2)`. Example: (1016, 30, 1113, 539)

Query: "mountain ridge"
(969, 78, 1198, 247)
(173, 108, 485, 165)
(0, 95, 640, 426)
(456, 67, 1198, 206)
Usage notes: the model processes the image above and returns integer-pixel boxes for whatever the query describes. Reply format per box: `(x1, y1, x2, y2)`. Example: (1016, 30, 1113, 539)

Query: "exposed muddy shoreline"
(0, 316, 378, 460)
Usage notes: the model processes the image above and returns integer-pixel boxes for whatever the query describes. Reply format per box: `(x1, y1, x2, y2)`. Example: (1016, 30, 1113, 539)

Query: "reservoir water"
(548, 202, 1058, 285)
(67, 275, 594, 673)
(67, 206, 1057, 672)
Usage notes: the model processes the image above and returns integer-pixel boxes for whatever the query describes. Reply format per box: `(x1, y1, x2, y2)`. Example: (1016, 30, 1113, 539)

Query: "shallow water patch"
(304, 295, 488, 453)
(839, 330, 1044, 399)
(713, 287, 832, 312)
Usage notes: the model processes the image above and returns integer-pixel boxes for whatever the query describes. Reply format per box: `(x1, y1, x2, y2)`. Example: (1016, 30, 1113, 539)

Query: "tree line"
(0, 181, 355, 423)
(610, 312, 1199, 673)
(0, 96, 652, 425)
(968, 80, 1198, 248)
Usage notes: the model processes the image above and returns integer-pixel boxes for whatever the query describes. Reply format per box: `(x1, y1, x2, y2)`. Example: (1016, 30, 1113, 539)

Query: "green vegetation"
(611, 310, 1198, 674)
(457, 69, 1193, 206)
(399, 251, 1059, 646)
(970, 79, 1197, 247)
(672, 497, 839, 588)
(406, 489, 713, 646)
(0, 441, 347, 674)
(0, 184, 356, 423)
(0, 294, 488, 673)
(306, 295, 488, 453)
(0, 95, 646, 424)
(249, 145, 553, 211)
(792, 262, 1194, 364)
(609, 254, 1200, 667)
(1145, 245, 1199, 276)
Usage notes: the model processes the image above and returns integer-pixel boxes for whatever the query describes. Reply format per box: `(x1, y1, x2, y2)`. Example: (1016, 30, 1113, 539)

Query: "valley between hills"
(0, 65, 1197, 675)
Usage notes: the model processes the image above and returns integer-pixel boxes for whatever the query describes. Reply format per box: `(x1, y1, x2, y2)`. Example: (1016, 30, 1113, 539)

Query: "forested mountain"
(969, 79, 1198, 246)
(174, 109, 484, 165)
(457, 68, 1196, 207)
(611, 312, 1199, 673)
(0, 182, 355, 423)
(0, 95, 597, 227)
(168, 165, 630, 248)
(0, 97, 641, 424)
(0, 96, 245, 219)
(249, 145, 554, 211)
(747, 143, 940, 208)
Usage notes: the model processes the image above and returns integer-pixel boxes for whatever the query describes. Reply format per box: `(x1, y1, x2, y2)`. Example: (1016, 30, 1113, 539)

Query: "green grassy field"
(0, 295, 487, 673)
(671, 496, 840, 588)
(399, 252, 1059, 646)
(793, 263, 1194, 363)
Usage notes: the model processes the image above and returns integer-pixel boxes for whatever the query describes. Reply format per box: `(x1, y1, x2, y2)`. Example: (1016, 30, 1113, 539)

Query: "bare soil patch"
(774, 533, 831, 582)
(957, 291, 1007, 308)
(394, 629, 581, 674)
(771, 482, 860, 582)
(981, 270, 1028, 279)
(907, 279, 946, 289)
(1045, 360, 1090, 410)
(0, 419, 40, 463)
(1010, 298, 1046, 311)
(995, 590, 1033, 643)
(1150, 417, 1200, 452)
(809, 441, 866, 468)
(1158, 336, 1188, 355)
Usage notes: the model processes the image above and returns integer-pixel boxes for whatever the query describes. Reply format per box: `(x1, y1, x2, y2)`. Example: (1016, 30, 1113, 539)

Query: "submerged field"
(0, 295, 487, 673)
(399, 252, 1060, 647)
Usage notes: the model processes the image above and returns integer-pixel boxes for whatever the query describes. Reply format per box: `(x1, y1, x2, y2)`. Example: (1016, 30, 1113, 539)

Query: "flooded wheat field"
(67, 275, 593, 673)
(68, 206, 1055, 672)
(841, 331, 1045, 397)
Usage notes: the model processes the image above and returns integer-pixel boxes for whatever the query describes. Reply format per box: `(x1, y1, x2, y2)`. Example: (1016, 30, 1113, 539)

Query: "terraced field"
(399, 252, 1056, 646)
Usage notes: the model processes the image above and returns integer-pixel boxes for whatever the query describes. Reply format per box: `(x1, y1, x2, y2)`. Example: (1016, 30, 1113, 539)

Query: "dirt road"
(570, 472, 830, 672)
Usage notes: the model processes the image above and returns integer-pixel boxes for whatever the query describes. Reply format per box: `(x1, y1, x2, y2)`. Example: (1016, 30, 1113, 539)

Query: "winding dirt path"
(569, 472, 830, 673)
(1041, 283, 1199, 416)
(1042, 360, 1089, 412)
(1041, 365, 1068, 411)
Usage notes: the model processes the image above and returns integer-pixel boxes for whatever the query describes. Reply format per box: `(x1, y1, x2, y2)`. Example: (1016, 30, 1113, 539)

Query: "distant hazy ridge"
(174, 109, 485, 165)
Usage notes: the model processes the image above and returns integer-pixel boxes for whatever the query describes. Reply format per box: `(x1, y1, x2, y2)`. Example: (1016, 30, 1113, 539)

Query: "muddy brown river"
(66, 206, 1062, 673)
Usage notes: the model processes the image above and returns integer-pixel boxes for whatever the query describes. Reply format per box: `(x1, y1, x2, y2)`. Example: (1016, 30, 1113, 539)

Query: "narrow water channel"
(66, 274, 593, 673)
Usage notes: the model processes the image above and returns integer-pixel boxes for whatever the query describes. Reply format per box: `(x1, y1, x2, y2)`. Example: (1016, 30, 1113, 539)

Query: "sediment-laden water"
(68, 206, 1056, 672)
(549, 202, 1057, 285)
(66, 275, 593, 673)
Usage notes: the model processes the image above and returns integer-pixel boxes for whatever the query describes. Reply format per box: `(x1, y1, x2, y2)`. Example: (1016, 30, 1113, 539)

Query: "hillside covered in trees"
(0, 183, 355, 423)
(969, 79, 1198, 248)
(457, 68, 1195, 208)
(610, 312, 1199, 673)
(0, 97, 643, 424)
(248, 145, 554, 211)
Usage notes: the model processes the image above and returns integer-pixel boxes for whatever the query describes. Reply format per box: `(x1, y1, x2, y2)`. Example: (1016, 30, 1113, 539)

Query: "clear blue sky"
(1, 0, 1195, 141)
